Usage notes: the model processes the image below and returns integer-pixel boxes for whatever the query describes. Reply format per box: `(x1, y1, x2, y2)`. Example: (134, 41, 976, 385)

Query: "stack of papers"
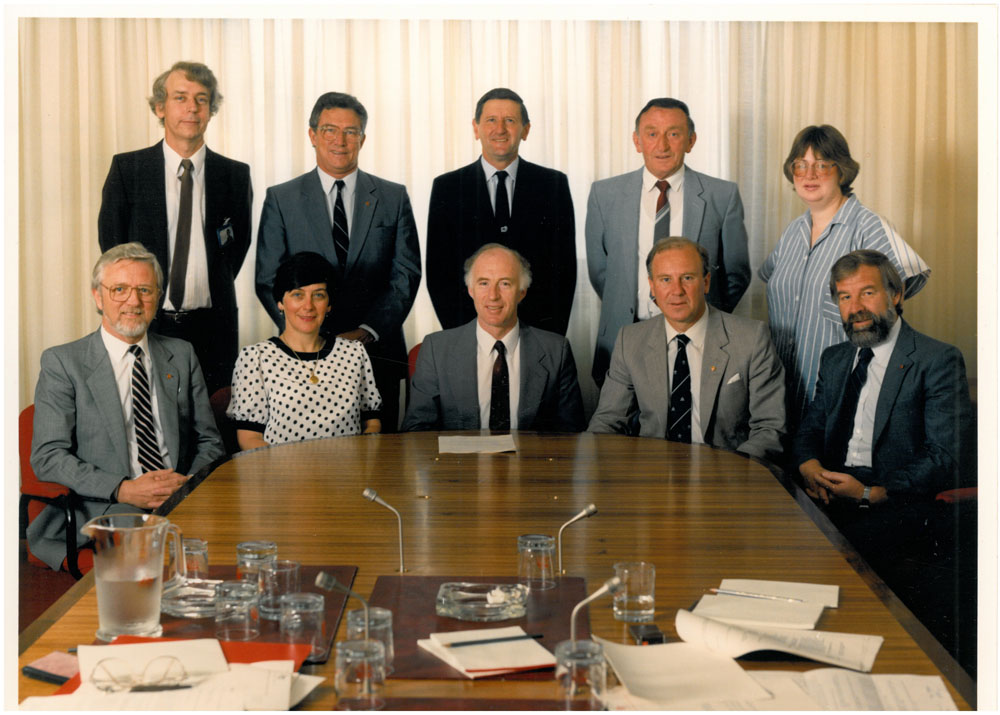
(692, 579, 838, 630)
(417, 626, 555, 678)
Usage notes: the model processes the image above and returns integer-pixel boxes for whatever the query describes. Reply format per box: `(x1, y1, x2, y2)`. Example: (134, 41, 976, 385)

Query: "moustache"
(846, 310, 876, 326)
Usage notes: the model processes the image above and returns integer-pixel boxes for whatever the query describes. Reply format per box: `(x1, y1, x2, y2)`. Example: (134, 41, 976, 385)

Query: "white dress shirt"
(476, 321, 521, 429)
(664, 308, 707, 444)
(845, 317, 903, 468)
(637, 165, 686, 320)
(480, 155, 519, 216)
(162, 142, 210, 311)
(317, 166, 357, 237)
(100, 327, 170, 477)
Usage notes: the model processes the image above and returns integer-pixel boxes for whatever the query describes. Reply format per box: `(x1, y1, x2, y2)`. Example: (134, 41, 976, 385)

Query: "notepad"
(417, 626, 555, 678)
(692, 593, 825, 629)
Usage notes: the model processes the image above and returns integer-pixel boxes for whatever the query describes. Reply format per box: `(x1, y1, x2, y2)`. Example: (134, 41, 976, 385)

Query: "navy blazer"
(426, 159, 576, 335)
(793, 320, 975, 495)
(401, 320, 585, 433)
(98, 141, 253, 333)
(255, 169, 421, 379)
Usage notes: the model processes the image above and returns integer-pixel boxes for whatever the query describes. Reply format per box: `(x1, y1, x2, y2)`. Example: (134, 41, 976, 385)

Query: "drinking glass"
(612, 561, 655, 622)
(346, 607, 394, 674)
(334, 639, 385, 710)
(517, 534, 556, 591)
(554, 639, 607, 710)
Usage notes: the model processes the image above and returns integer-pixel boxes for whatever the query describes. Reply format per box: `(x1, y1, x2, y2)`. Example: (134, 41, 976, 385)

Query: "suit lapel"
(454, 322, 482, 426)
(823, 345, 856, 439)
(299, 171, 337, 262)
(141, 143, 171, 276)
(471, 162, 495, 228)
(873, 321, 915, 444)
(699, 308, 729, 432)
(348, 170, 378, 273)
(517, 325, 546, 427)
(148, 336, 181, 470)
(682, 169, 706, 241)
(83, 332, 131, 472)
(202, 148, 226, 266)
(641, 317, 670, 427)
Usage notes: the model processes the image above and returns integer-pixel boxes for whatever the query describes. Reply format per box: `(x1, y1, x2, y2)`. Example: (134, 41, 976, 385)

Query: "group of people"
(28, 60, 974, 613)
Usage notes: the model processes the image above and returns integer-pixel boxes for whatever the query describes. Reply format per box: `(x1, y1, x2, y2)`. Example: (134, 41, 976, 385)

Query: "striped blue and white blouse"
(759, 195, 930, 425)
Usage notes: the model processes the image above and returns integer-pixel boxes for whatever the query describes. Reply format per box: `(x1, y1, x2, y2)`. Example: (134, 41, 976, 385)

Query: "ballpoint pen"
(709, 588, 804, 603)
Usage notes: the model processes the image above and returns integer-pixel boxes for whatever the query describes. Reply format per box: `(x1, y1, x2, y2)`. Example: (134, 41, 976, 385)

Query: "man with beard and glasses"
(28, 243, 224, 571)
(793, 249, 975, 610)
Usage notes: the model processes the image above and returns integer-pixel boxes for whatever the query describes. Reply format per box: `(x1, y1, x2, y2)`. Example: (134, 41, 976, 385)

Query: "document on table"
(692, 593, 825, 629)
(719, 579, 839, 608)
(675, 608, 883, 672)
(595, 637, 771, 708)
(438, 434, 517, 453)
(417, 625, 555, 678)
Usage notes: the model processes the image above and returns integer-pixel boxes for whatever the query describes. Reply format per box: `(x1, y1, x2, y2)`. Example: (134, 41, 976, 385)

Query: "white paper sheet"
(719, 579, 839, 608)
(76, 638, 229, 685)
(418, 625, 555, 678)
(693, 593, 825, 629)
(675, 609, 883, 672)
(437, 434, 517, 453)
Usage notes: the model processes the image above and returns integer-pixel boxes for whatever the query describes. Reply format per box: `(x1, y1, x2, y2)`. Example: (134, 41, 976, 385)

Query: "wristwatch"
(859, 485, 871, 510)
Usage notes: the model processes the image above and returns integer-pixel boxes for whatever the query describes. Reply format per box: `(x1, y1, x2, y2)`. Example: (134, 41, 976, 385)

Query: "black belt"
(159, 308, 212, 325)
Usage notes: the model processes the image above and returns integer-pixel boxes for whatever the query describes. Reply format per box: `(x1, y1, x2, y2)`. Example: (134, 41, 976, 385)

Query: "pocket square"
(726, 373, 741, 385)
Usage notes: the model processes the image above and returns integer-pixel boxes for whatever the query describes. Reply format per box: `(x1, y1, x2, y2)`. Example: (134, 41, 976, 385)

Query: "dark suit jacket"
(585, 166, 750, 383)
(401, 320, 585, 432)
(28, 330, 225, 570)
(97, 140, 253, 342)
(588, 307, 785, 460)
(793, 320, 976, 495)
(255, 169, 421, 379)
(426, 159, 576, 335)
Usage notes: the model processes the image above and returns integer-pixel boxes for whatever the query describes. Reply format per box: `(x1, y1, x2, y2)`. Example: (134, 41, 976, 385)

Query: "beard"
(111, 313, 151, 339)
(843, 307, 896, 348)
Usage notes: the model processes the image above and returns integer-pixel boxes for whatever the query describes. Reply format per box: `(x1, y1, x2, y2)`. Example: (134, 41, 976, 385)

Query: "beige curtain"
(18, 18, 978, 410)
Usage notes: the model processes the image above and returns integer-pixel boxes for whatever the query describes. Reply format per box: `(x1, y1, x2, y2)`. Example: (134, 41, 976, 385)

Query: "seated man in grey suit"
(586, 98, 750, 386)
(794, 250, 975, 578)
(28, 243, 225, 571)
(589, 237, 785, 460)
(402, 244, 585, 432)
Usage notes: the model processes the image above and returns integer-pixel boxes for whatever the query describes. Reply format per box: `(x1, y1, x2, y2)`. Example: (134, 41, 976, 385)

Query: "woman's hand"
(236, 429, 269, 451)
(362, 418, 382, 434)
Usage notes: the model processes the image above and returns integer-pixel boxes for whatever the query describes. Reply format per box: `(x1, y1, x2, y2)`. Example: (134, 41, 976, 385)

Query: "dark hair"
(783, 125, 860, 197)
(272, 252, 338, 304)
(309, 92, 368, 133)
(646, 237, 710, 278)
(829, 249, 904, 315)
(148, 62, 222, 122)
(463, 243, 533, 290)
(634, 98, 694, 134)
(474, 88, 529, 124)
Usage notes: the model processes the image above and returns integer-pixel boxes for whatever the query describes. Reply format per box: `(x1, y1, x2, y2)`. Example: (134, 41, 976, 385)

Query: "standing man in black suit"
(426, 88, 576, 335)
(98, 61, 252, 395)
(255, 92, 421, 431)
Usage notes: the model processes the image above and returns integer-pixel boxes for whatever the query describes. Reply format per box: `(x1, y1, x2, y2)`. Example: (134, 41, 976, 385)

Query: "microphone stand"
(557, 504, 598, 575)
(362, 488, 405, 572)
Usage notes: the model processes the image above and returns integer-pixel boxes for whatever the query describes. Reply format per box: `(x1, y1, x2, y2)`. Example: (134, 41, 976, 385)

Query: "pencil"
(444, 633, 545, 648)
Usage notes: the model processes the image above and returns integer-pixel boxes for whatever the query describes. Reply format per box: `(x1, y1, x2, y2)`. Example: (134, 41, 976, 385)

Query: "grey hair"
(148, 61, 222, 123)
(829, 249, 904, 315)
(646, 237, 710, 278)
(463, 243, 533, 290)
(92, 242, 164, 295)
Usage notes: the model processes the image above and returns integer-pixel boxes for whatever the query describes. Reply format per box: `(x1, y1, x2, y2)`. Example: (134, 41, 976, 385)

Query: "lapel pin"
(166, 374, 174, 380)
(365, 201, 371, 207)
(710, 366, 716, 371)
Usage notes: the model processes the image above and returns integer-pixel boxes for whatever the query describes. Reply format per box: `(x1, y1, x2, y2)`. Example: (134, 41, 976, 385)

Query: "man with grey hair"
(589, 237, 784, 460)
(402, 244, 584, 432)
(256, 91, 420, 431)
(28, 243, 224, 571)
(99, 60, 252, 395)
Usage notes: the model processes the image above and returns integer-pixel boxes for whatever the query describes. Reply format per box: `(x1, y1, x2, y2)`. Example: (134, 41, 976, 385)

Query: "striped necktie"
(331, 179, 350, 272)
(667, 334, 692, 443)
(129, 345, 165, 473)
(489, 340, 511, 431)
(654, 179, 671, 241)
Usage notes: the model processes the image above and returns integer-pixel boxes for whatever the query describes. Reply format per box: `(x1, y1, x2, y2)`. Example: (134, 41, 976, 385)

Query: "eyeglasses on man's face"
(791, 160, 838, 178)
(316, 125, 362, 141)
(102, 284, 158, 302)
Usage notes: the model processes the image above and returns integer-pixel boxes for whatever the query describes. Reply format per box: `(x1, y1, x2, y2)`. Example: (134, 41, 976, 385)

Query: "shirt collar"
(162, 141, 206, 176)
(643, 164, 685, 193)
(663, 304, 709, 349)
(317, 166, 358, 196)
(476, 320, 521, 355)
(481, 155, 520, 183)
(100, 325, 151, 364)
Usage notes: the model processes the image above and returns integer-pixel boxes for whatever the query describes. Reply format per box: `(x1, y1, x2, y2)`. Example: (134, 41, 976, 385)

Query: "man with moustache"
(794, 250, 975, 588)
(402, 244, 584, 432)
(99, 61, 252, 394)
(426, 88, 576, 335)
(28, 243, 224, 571)
(586, 98, 750, 385)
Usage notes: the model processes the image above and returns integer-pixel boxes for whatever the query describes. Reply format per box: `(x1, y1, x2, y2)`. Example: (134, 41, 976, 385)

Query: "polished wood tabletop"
(18, 432, 973, 708)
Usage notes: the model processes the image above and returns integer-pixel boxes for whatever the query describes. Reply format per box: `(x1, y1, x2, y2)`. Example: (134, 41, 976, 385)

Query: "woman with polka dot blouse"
(228, 252, 382, 450)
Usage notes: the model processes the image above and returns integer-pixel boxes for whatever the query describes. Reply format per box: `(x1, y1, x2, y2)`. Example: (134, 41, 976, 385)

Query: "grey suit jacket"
(585, 166, 750, 383)
(793, 320, 976, 495)
(255, 168, 421, 377)
(588, 307, 785, 459)
(28, 330, 225, 570)
(401, 320, 585, 433)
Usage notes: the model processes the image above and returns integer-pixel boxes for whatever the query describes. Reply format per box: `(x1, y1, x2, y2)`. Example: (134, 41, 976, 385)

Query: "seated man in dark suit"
(588, 237, 785, 460)
(402, 244, 584, 432)
(426, 88, 576, 335)
(28, 243, 225, 571)
(794, 250, 975, 580)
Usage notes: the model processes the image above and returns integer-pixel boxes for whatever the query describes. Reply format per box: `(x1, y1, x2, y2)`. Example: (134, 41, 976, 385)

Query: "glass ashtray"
(435, 582, 529, 622)
(160, 578, 221, 618)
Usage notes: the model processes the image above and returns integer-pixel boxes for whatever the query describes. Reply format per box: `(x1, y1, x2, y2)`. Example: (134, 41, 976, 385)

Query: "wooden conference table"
(18, 432, 973, 708)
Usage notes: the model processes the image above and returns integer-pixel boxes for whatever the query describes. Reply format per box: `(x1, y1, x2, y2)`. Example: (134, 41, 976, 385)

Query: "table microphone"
(315, 571, 371, 641)
(557, 504, 598, 575)
(362, 488, 405, 573)
(570, 576, 622, 644)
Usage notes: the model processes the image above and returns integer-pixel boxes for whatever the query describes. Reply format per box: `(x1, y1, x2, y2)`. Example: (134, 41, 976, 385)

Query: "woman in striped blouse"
(759, 125, 930, 428)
